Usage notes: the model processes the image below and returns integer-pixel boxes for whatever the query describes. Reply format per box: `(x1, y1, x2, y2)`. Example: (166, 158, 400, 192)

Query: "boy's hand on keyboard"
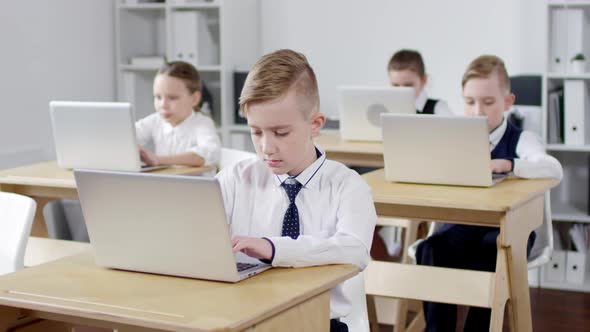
(139, 146, 160, 166)
(231, 236, 272, 260)
(490, 159, 512, 173)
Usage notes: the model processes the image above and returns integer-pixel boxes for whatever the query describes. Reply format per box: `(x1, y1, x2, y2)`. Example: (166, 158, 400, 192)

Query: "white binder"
(564, 80, 590, 145)
(172, 11, 219, 66)
(550, 8, 568, 72)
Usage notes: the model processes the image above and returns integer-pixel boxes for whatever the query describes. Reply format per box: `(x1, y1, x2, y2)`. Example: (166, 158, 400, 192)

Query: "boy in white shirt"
(416, 55, 563, 332)
(216, 49, 377, 332)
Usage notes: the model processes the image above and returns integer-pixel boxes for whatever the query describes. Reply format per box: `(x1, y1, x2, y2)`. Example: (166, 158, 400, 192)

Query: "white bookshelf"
(546, 143, 590, 151)
(542, 0, 590, 292)
(547, 73, 590, 79)
(552, 201, 590, 223)
(114, 0, 260, 150)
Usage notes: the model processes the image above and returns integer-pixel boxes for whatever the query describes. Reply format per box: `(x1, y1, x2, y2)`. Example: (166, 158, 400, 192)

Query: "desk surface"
(315, 133, 384, 167)
(363, 169, 558, 225)
(0, 253, 357, 331)
(0, 160, 215, 189)
(24, 237, 91, 267)
(315, 132, 383, 154)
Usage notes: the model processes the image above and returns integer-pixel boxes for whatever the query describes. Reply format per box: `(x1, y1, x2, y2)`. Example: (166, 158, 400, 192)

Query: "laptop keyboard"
(236, 262, 260, 272)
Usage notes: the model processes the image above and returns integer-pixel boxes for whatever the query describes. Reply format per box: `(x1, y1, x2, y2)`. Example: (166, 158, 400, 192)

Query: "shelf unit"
(542, 0, 590, 292)
(114, 0, 260, 152)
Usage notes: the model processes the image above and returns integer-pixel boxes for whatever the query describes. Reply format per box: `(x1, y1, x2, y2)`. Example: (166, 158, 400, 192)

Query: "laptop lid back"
(339, 86, 414, 141)
(74, 169, 242, 282)
(382, 114, 493, 187)
(50, 101, 142, 171)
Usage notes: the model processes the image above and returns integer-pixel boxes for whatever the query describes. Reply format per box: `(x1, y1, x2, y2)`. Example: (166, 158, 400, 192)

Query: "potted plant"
(571, 53, 586, 73)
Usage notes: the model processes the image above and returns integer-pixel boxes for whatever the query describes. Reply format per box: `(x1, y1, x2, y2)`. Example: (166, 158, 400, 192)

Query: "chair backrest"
(43, 199, 89, 242)
(340, 272, 370, 332)
(0, 192, 36, 275)
(218, 148, 256, 171)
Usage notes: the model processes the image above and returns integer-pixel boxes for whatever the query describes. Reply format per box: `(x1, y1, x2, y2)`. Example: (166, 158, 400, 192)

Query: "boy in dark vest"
(387, 49, 452, 115)
(416, 55, 563, 331)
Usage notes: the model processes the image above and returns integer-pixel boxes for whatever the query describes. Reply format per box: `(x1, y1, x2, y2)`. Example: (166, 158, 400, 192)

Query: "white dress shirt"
(490, 116, 563, 179)
(216, 148, 377, 319)
(415, 90, 453, 115)
(135, 112, 221, 166)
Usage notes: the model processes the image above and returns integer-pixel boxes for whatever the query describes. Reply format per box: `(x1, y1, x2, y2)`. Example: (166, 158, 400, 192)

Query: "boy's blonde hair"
(462, 55, 511, 93)
(387, 49, 426, 77)
(239, 49, 319, 117)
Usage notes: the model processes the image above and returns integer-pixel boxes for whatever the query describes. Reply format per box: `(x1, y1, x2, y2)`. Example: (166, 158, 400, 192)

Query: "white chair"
(527, 192, 553, 269)
(341, 272, 370, 332)
(218, 147, 256, 171)
(43, 199, 89, 242)
(0, 192, 36, 275)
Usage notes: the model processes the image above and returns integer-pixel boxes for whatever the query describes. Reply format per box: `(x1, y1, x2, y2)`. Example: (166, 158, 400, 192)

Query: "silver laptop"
(49, 101, 164, 172)
(74, 169, 271, 282)
(381, 114, 508, 187)
(339, 86, 415, 141)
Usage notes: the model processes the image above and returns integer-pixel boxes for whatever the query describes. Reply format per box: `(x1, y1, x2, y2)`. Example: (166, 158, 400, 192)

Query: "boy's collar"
(274, 146, 326, 190)
(489, 115, 508, 146)
(415, 89, 428, 111)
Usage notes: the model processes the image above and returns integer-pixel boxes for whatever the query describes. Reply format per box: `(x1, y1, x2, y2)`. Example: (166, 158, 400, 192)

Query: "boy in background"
(416, 55, 562, 331)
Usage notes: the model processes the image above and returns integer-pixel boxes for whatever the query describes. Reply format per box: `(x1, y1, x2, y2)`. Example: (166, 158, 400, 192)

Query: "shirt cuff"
(189, 146, 221, 166)
(259, 237, 275, 264)
(511, 158, 518, 173)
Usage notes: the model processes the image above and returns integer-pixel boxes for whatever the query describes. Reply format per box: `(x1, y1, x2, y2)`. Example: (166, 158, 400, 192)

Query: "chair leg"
(366, 295, 380, 332)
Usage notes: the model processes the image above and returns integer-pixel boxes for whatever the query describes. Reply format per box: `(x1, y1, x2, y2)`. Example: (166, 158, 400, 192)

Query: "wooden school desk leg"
(392, 299, 408, 332)
(392, 219, 419, 332)
(31, 196, 51, 237)
(403, 310, 424, 332)
(366, 295, 380, 332)
(499, 195, 544, 332)
(489, 242, 510, 332)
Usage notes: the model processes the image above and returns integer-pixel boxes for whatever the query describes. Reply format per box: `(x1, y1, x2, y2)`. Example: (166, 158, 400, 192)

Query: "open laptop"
(73, 169, 271, 282)
(381, 114, 508, 187)
(339, 86, 415, 141)
(49, 101, 165, 172)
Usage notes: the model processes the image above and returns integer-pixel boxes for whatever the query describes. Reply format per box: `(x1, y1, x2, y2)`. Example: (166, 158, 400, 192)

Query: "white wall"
(0, 1, 115, 169)
(260, 0, 546, 118)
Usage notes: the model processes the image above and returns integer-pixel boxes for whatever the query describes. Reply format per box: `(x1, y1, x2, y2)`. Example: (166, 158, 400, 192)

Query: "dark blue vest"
(491, 120, 523, 161)
(416, 98, 438, 114)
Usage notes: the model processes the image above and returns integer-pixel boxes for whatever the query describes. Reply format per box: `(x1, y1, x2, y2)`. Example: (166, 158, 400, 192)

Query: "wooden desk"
(315, 133, 383, 167)
(0, 161, 215, 236)
(362, 169, 558, 332)
(24, 237, 91, 267)
(0, 254, 357, 331)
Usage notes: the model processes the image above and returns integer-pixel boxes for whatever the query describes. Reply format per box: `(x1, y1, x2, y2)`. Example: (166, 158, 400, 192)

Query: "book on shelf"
(548, 88, 564, 144)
